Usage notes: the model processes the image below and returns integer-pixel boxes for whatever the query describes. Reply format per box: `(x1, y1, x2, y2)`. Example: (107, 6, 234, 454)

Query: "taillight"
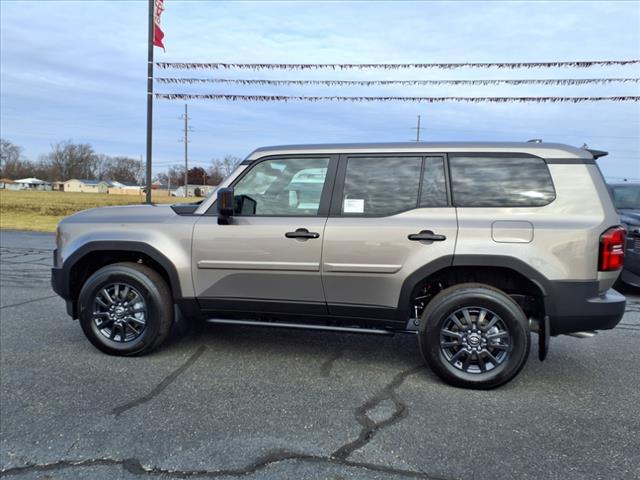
(599, 227, 625, 271)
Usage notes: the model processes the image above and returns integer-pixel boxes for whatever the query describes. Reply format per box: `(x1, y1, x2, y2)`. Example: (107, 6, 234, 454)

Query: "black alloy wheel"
(78, 262, 173, 356)
(418, 283, 531, 389)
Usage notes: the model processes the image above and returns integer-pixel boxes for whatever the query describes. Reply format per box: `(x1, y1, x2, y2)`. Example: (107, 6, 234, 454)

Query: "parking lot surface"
(1, 229, 639, 480)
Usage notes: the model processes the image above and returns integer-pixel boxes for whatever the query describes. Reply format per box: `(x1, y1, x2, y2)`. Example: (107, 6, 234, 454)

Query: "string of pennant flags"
(153, 58, 640, 103)
(155, 77, 639, 87)
(155, 94, 640, 103)
(155, 59, 640, 70)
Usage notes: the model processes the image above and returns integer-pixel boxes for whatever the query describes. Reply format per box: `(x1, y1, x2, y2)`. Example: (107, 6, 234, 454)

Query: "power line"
(156, 59, 640, 70)
(156, 77, 640, 86)
(156, 93, 640, 103)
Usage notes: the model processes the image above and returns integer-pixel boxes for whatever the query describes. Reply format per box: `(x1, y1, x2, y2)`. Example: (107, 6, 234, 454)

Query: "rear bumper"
(546, 283, 626, 335)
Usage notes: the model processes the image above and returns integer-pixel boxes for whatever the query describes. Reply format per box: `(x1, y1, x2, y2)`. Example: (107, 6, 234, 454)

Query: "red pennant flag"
(153, 0, 165, 49)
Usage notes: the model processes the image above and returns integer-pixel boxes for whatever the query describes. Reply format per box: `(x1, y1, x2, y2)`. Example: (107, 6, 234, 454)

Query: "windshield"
(611, 184, 640, 210)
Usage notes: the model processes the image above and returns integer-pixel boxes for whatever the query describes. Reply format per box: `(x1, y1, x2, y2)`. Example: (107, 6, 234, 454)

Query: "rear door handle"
(285, 228, 320, 239)
(408, 230, 447, 242)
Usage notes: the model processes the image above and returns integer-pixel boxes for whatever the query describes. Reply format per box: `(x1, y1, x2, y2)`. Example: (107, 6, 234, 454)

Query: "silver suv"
(51, 142, 627, 389)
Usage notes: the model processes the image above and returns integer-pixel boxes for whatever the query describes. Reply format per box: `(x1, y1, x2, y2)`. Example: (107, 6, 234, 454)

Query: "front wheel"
(418, 283, 531, 389)
(77, 262, 174, 356)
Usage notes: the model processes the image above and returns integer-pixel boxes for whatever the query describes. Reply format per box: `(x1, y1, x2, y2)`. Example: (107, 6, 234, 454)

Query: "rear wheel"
(78, 262, 173, 356)
(418, 283, 530, 389)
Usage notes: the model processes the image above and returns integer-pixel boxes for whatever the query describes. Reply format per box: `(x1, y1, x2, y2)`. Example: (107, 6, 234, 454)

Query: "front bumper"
(51, 266, 67, 298)
(546, 282, 626, 335)
(51, 249, 76, 317)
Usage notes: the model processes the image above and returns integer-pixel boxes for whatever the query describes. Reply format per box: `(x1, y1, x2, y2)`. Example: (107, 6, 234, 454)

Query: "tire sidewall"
(78, 265, 168, 356)
(421, 286, 530, 389)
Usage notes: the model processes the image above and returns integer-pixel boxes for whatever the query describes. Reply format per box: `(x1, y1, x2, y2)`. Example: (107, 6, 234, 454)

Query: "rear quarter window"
(450, 155, 556, 207)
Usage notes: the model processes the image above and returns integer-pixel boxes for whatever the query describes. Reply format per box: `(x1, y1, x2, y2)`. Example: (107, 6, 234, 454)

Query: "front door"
(321, 154, 458, 321)
(192, 155, 336, 316)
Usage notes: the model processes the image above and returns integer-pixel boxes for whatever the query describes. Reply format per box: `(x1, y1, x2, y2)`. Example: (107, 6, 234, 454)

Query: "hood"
(60, 203, 176, 224)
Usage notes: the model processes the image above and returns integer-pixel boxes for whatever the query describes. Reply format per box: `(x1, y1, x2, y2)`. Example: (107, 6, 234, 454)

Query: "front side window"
(450, 156, 555, 207)
(233, 157, 329, 216)
(342, 157, 422, 216)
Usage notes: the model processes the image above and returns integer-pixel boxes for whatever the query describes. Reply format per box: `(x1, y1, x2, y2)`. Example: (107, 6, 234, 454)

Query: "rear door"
(192, 155, 337, 316)
(321, 154, 458, 321)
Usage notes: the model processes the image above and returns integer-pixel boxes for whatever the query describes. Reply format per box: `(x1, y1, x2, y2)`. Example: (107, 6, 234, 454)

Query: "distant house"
(171, 184, 216, 198)
(51, 181, 65, 191)
(0, 178, 16, 189)
(63, 179, 111, 193)
(108, 182, 143, 196)
(13, 178, 52, 191)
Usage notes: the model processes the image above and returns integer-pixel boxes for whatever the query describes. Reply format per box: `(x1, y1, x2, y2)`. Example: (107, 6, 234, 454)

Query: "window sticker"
(344, 198, 365, 213)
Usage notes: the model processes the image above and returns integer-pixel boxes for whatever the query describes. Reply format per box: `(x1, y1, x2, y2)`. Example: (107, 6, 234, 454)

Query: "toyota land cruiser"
(51, 142, 627, 389)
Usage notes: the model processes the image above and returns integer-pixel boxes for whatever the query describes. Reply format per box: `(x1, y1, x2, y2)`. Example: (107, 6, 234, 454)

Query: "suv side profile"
(51, 142, 627, 389)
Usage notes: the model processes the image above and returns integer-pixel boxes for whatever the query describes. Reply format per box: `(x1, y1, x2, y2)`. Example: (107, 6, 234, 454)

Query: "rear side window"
(450, 156, 555, 207)
(342, 157, 422, 215)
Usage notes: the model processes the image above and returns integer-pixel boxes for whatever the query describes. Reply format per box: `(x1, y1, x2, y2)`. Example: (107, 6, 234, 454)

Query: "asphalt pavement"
(1, 229, 639, 480)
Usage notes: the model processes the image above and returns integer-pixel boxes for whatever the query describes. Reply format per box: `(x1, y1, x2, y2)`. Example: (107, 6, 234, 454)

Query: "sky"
(1, 0, 639, 180)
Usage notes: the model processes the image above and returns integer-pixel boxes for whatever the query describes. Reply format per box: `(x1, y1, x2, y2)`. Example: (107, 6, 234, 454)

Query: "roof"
(65, 179, 111, 186)
(0, 178, 16, 183)
(15, 177, 49, 184)
(247, 141, 593, 161)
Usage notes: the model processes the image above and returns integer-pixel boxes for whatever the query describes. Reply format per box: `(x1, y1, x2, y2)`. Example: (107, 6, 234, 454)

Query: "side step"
(206, 318, 414, 336)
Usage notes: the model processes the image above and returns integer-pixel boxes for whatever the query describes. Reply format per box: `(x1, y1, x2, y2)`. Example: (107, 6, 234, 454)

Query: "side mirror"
(217, 187, 234, 225)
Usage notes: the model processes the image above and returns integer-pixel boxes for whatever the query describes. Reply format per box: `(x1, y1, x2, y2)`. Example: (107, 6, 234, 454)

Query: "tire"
(77, 262, 174, 356)
(418, 283, 530, 389)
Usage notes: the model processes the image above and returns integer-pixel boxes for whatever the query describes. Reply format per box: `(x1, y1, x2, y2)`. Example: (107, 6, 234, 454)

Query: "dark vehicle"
(609, 183, 640, 288)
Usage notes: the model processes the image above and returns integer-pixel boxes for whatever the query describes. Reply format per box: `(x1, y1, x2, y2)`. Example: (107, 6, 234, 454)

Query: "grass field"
(0, 190, 184, 232)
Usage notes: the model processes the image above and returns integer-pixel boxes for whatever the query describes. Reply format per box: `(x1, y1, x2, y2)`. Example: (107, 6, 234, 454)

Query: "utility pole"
(179, 103, 192, 197)
(412, 114, 424, 142)
(145, 0, 154, 204)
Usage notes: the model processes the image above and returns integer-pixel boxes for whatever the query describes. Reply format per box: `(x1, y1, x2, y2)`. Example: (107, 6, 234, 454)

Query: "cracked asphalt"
(1, 229, 639, 480)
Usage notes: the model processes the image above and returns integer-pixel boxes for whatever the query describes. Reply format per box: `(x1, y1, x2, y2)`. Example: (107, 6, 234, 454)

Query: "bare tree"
(41, 140, 98, 181)
(93, 154, 113, 181)
(166, 165, 186, 187)
(206, 163, 224, 186)
(208, 155, 240, 185)
(0, 138, 33, 179)
(104, 156, 142, 184)
(212, 155, 241, 178)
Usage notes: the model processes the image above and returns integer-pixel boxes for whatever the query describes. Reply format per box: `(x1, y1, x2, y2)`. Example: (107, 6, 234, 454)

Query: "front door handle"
(408, 230, 447, 242)
(285, 228, 320, 239)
